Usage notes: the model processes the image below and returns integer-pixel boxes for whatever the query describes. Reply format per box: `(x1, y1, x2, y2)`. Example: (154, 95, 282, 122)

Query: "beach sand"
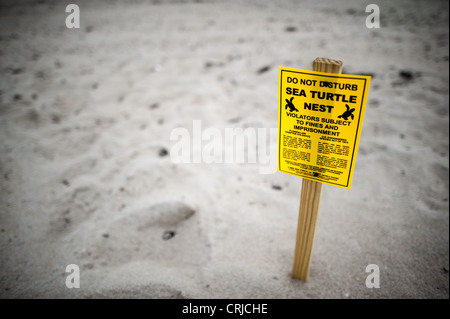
(0, 0, 448, 298)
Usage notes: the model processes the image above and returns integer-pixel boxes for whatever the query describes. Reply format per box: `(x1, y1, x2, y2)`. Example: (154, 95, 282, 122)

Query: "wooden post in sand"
(291, 58, 343, 282)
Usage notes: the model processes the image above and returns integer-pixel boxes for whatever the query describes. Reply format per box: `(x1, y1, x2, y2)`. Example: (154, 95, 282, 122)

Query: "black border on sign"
(278, 69, 368, 188)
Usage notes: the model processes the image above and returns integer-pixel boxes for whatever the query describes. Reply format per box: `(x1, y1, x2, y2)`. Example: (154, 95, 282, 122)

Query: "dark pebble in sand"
(285, 26, 297, 32)
(12, 68, 23, 75)
(159, 148, 168, 157)
(257, 65, 271, 74)
(399, 70, 413, 80)
(52, 114, 61, 124)
(162, 230, 176, 240)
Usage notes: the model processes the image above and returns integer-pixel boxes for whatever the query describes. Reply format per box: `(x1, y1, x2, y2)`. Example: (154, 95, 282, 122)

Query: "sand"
(0, 0, 448, 299)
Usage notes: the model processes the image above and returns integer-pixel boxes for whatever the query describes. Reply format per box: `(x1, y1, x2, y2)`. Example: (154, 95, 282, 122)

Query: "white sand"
(0, 0, 448, 298)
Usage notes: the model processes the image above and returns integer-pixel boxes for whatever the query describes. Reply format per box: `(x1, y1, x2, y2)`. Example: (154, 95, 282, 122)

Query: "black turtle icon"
(338, 104, 355, 120)
(285, 97, 298, 112)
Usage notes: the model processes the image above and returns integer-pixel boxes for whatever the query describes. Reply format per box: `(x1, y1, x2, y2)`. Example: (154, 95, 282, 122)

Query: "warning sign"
(278, 67, 371, 189)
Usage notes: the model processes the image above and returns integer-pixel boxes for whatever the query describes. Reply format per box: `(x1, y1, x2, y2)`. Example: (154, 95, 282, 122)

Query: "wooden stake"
(313, 57, 343, 74)
(291, 58, 343, 281)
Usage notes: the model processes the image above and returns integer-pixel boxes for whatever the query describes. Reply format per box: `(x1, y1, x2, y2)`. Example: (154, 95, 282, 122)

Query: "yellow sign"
(278, 67, 371, 189)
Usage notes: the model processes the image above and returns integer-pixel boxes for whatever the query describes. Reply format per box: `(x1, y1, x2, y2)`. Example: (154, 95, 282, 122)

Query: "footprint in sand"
(83, 201, 210, 268)
(48, 186, 101, 236)
(419, 162, 449, 212)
